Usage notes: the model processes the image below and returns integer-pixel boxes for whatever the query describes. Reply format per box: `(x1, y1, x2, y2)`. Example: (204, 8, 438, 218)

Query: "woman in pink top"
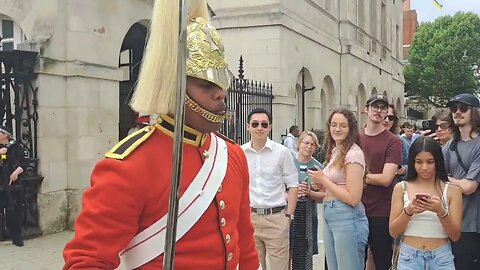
(309, 108, 369, 270)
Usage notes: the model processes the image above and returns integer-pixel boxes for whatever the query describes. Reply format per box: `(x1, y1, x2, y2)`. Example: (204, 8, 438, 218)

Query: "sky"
(411, 0, 480, 22)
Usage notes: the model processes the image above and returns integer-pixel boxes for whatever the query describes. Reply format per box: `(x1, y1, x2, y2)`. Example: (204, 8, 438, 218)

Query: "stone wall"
(1, 0, 153, 233)
(210, 0, 405, 139)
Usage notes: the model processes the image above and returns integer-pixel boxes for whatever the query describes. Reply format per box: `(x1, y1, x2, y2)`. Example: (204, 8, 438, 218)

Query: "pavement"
(0, 205, 325, 270)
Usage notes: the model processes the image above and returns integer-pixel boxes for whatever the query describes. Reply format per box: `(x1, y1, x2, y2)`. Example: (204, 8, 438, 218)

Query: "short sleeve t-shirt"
(323, 144, 365, 195)
(443, 136, 480, 233)
(293, 156, 324, 184)
(293, 156, 324, 216)
(360, 129, 402, 217)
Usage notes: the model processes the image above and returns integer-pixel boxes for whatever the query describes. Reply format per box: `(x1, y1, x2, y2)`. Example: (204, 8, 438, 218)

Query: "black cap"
(0, 125, 12, 137)
(366, 94, 389, 106)
(446, 93, 480, 108)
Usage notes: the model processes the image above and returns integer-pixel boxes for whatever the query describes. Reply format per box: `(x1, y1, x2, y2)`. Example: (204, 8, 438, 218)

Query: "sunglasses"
(385, 115, 398, 121)
(251, 122, 269, 128)
(449, 103, 471, 113)
(435, 123, 450, 130)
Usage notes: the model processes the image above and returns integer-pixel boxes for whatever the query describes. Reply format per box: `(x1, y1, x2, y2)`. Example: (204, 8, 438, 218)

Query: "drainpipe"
(301, 67, 316, 131)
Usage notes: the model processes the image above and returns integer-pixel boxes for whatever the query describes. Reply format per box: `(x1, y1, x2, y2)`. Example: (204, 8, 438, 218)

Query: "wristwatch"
(285, 213, 294, 220)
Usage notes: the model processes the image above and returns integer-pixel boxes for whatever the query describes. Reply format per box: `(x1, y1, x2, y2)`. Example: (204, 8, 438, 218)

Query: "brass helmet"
(131, 0, 229, 115)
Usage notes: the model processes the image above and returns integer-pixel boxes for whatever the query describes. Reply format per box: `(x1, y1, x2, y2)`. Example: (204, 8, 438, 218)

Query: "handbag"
(389, 181, 407, 270)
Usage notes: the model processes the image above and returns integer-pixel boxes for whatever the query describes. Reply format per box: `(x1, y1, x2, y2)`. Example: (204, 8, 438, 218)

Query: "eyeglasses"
(300, 141, 316, 147)
(385, 115, 398, 121)
(449, 103, 471, 113)
(329, 123, 349, 129)
(436, 122, 450, 130)
(250, 122, 269, 128)
(370, 104, 388, 113)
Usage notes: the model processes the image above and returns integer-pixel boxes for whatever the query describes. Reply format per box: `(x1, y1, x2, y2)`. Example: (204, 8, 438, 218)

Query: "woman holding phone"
(389, 137, 462, 270)
(308, 108, 368, 270)
(290, 131, 324, 265)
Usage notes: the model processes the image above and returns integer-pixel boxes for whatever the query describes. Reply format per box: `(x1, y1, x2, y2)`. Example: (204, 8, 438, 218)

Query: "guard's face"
(185, 77, 227, 133)
(247, 113, 271, 141)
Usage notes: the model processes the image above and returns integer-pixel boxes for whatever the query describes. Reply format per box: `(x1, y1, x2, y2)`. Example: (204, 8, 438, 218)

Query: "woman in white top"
(389, 137, 462, 270)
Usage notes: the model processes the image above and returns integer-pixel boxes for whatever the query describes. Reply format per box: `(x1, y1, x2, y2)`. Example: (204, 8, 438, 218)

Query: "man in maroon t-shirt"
(360, 94, 402, 270)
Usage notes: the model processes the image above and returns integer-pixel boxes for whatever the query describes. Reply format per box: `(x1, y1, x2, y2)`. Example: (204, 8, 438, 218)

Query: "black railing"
(0, 50, 43, 238)
(221, 56, 274, 145)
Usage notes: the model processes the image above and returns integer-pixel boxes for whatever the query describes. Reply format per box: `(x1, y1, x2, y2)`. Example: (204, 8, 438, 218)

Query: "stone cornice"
(37, 57, 124, 81)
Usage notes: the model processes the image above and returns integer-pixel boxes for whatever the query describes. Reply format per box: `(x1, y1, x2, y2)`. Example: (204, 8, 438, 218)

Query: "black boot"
(12, 236, 23, 247)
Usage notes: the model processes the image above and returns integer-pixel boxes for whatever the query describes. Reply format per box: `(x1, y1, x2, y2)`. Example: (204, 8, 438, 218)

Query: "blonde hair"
(131, 0, 209, 114)
(296, 131, 319, 152)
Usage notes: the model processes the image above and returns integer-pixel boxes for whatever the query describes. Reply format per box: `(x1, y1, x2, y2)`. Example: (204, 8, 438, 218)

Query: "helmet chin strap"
(185, 95, 226, 123)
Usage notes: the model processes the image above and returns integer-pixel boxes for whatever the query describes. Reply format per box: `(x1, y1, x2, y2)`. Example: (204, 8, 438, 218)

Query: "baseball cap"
(366, 94, 389, 106)
(446, 93, 480, 108)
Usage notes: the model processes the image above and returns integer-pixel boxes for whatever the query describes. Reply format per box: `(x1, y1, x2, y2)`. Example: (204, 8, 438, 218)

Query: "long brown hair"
(324, 108, 361, 169)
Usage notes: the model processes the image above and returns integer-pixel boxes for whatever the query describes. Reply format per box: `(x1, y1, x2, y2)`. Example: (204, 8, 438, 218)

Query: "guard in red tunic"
(63, 0, 260, 269)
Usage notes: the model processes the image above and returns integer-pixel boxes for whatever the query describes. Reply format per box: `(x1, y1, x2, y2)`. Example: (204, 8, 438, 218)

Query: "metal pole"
(163, 0, 188, 268)
(301, 67, 305, 131)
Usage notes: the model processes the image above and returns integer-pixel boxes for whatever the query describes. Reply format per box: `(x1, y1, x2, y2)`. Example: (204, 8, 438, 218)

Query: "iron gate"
(221, 56, 274, 145)
(0, 50, 43, 238)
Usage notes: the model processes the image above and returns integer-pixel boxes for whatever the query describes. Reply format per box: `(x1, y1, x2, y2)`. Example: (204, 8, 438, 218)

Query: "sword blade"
(163, 0, 188, 269)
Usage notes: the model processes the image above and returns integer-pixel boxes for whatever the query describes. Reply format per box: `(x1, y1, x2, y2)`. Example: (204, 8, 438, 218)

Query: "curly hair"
(324, 108, 361, 169)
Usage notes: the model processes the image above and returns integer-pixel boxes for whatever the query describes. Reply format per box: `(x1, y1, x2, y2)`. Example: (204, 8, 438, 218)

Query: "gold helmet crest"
(131, 0, 229, 115)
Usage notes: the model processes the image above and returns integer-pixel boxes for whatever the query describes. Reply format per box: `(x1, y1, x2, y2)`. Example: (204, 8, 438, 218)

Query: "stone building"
(211, 0, 405, 138)
(0, 0, 153, 234)
(0, 0, 404, 234)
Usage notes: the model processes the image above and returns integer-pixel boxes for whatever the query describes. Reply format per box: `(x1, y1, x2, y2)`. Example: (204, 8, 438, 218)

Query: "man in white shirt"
(242, 108, 299, 270)
(283, 125, 299, 152)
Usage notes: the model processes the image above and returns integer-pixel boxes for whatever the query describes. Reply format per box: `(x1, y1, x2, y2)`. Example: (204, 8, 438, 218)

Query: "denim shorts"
(398, 242, 455, 270)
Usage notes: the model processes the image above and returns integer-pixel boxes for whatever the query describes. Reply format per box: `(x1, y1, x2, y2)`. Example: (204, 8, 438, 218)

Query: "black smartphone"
(422, 120, 436, 133)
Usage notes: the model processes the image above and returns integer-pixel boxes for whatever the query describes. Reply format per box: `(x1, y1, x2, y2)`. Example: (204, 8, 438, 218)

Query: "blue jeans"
(398, 242, 454, 270)
(323, 200, 369, 270)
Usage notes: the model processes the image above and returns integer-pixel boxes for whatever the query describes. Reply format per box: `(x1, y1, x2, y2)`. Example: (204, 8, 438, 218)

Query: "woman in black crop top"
(389, 137, 462, 270)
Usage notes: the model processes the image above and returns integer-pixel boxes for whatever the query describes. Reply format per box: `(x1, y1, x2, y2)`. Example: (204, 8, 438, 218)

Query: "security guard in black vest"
(0, 125, 27, 247)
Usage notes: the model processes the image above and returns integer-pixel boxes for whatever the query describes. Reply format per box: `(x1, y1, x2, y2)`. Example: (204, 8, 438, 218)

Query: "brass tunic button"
(219, 200, 225, 210)
(221, 218, 226, 227)
(225, 234, 231, 244)
(227, 252, 233, 261)
(217, 184, 222, 193)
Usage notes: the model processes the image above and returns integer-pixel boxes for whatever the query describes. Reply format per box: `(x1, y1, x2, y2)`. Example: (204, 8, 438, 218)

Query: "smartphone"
(415, 193, 431, 201)
(421, 120, 436, 135)
(308, 167, 319, 171)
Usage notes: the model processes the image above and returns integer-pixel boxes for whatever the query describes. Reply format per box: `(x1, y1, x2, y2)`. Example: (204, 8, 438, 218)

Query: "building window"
(370, 0, 377, 37)
(381, 2, 387, 44)
(395, 24, 400, 59)
(358, 0, 365, 28)
(1, 19, 14, 51)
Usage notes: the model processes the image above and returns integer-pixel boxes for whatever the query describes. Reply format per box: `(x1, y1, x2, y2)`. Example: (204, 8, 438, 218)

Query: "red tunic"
(63, 122, 259, 269)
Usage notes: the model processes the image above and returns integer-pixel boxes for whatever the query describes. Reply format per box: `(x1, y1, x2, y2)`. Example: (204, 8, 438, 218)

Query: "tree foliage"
(404, 12, 480, 107)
